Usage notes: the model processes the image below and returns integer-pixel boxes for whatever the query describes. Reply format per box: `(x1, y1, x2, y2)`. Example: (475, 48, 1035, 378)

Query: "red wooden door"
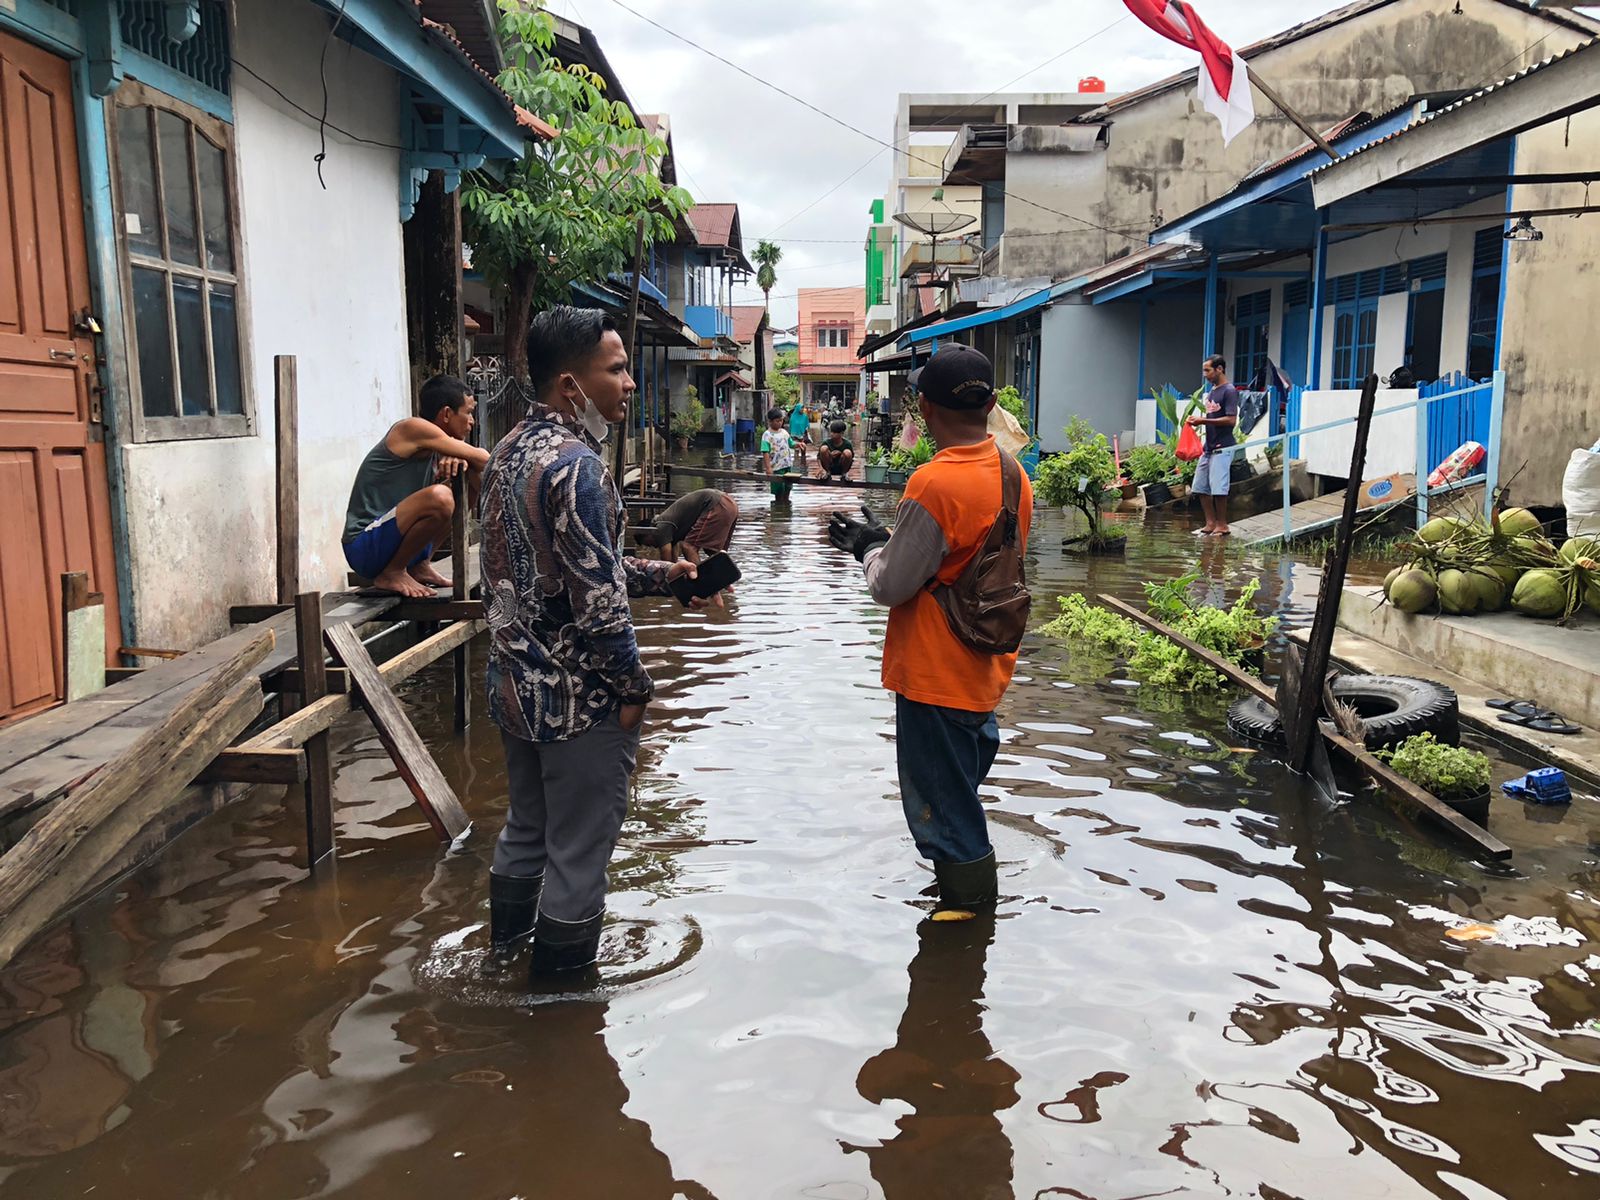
(0, 31, 120, 724)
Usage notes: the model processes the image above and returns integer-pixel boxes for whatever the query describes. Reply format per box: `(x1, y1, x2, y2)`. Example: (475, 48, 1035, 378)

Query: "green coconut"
(1486, 563, 1521, 590)
(1464, 567, 1506, 612)
(1496, 507, 1542, 538)
(1511, 569, 1566, 618)
(1558, 536, 1600, 566)
(1512, 534, 1559, 565)
(1437, 569, 1480, 615)
(1418, 516, 1467, 545)
(1384, 565, 1404, 593)
(1389, 568, 1437, 614)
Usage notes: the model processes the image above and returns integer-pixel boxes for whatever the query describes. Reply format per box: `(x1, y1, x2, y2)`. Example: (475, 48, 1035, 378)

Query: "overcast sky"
(554, 0, 1568, 326)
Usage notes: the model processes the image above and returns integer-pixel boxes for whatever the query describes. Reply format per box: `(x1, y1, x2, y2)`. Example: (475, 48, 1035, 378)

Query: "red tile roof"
(416, 10, 557, 141)
(689, 203, 739, 248)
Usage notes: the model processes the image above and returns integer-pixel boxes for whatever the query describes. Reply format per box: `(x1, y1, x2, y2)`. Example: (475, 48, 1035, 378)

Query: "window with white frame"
(113, 84, 249, 439)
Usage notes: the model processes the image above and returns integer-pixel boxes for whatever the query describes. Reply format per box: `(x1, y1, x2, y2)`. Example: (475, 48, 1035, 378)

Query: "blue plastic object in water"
(1501, 767, 1572, 806)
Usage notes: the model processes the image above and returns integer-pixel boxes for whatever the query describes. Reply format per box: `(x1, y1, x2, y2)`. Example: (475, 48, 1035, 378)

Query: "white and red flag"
(1122, 1, 1255, 143)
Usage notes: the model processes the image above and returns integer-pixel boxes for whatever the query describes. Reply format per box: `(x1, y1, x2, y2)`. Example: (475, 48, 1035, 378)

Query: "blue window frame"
(1329, 269, 1394, 388)
(1232, 289, 1270, 388)
(1467, 227, 1502, 380)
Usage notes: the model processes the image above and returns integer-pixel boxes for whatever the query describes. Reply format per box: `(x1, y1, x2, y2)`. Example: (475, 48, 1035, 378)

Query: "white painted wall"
(1037, 302, 1141, 453)
(1301, 388, 1420, 479)
(118, 0, 410, 648)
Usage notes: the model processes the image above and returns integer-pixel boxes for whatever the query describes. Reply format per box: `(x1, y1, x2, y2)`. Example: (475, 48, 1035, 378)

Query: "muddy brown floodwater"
(3, 465, 1599, 1199)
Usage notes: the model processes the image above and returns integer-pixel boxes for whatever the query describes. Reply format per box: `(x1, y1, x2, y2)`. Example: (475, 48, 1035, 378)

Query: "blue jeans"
(895, 694, 999, 864)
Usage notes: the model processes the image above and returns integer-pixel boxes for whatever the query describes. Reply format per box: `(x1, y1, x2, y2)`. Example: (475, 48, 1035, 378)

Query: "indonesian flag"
(1122, 1, 1255, 143)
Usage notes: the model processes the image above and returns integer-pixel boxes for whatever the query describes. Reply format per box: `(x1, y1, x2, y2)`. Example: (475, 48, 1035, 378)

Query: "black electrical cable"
(313, 0, 352, 188)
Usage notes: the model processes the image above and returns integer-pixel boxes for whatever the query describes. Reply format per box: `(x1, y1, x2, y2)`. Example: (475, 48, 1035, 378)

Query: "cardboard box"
(1357, 473, 1416, 509)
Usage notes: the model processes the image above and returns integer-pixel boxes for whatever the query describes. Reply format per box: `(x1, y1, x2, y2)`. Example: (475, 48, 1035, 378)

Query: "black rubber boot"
(488, 872, 542, 971)
(934, 851, 998, 912)
(529, 911, 604, 978)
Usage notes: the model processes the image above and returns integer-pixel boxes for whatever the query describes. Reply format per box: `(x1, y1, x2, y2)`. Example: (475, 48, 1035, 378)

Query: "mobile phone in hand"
(669, 552, 741, 606)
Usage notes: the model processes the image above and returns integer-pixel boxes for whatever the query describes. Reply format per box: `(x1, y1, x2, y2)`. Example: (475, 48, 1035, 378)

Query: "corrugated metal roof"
(730, 305, 768, 346)
(1306, 37, 1600, 175)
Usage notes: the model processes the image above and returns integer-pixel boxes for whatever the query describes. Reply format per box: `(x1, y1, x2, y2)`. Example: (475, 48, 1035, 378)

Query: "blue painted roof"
(900, 286, 1053, 347)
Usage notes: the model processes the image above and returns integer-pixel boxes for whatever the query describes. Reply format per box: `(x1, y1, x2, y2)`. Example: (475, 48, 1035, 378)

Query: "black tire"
(1226, 675, 1459, 750)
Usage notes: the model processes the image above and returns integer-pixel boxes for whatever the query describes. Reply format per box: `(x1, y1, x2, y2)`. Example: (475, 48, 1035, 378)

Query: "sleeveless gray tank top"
(343, 431, 436, 542)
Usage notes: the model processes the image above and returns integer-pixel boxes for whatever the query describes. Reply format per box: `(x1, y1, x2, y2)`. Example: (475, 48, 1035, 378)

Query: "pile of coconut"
(1382, 507, 1600, 621)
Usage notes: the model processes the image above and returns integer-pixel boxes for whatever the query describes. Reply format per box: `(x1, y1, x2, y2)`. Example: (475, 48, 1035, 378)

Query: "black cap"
(908, 345, 994, 410)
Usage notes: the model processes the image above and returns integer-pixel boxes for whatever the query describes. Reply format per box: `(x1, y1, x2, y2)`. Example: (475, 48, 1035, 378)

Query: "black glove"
(828, 505, 890, 562)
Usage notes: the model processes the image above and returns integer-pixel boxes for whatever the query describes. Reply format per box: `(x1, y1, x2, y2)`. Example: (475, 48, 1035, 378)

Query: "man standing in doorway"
(826, 346, 1032, 914)
(1191, 354, 1240, 537)
(480, 307, 703, 980)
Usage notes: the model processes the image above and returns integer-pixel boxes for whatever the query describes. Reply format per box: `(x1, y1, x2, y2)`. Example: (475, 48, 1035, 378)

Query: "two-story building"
(667, 202, 752, 437)
(0, 0, 549, 723)
(792, 287, 866, 412)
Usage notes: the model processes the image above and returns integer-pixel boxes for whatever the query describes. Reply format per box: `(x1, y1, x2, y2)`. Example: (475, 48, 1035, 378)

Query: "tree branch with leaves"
(462, 1, 693, 382)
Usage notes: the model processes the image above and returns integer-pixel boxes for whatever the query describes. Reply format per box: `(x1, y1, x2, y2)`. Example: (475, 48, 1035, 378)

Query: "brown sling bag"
(930, 448, 1032, 655)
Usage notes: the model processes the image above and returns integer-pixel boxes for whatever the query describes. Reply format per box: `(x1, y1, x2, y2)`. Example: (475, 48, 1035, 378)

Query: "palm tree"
(752, 239, 783, 392)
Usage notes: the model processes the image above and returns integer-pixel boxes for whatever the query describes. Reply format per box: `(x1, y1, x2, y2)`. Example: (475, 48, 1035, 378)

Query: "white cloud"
(558, 0, 1385, 325)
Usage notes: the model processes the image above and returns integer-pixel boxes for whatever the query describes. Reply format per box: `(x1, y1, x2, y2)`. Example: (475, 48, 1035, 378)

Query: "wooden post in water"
(296, 591, 336, 868)
(1281, 372, 1380, 774)
(616, 218, 647, 490)
(451, 471, 469, 733)
(275, 356, 299, 606)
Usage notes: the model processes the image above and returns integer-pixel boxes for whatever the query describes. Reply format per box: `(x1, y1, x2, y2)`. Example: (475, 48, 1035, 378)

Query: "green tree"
(462, 1, 693, 382)
(751, 239, 782, 390)
(767, 348, 799, 410)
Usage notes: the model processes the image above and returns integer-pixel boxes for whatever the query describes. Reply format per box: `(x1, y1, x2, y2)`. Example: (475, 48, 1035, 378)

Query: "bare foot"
(409, 563, 451, 588)
(374, 568, 436, 598)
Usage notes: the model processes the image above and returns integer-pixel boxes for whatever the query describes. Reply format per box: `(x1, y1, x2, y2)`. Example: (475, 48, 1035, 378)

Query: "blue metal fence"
(1419, 374, 1494, 474)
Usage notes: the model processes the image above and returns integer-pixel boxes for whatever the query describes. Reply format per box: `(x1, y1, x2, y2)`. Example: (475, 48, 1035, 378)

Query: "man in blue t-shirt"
(1189, 354, 1240, 537)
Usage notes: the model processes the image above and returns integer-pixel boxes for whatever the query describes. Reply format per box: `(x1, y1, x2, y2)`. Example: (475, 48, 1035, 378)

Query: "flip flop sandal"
(1522, 716, 1582, 736)
(1497, 708, 1560, 728)
(1487, 698, 1539, 713)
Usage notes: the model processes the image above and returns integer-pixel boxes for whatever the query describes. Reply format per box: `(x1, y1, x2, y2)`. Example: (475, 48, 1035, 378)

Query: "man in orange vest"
(828, 346, 1032, 912)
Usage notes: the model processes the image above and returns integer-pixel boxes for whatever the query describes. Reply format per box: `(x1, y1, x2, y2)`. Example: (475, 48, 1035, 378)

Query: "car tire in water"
(1226, 674, 1460, 750)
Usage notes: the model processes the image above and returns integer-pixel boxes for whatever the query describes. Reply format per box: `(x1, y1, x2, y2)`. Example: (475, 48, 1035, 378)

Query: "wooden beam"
(390, 600, 485, 623)
(0, 627, 272, 967)
(297, 593, 336, 867)
(664, 463, 904, 492)
(195, 749, 308, 786)
(617, 216, 647, 489)
(451, 470, 470, 733)
(1244, 65, 1338, 160)
(275, 356, 299, 606)
(262, 667, 352, 696)
(323, 623, 471, 842)
(245, 619, 484, 752)
(1098, 595, 1512, 861)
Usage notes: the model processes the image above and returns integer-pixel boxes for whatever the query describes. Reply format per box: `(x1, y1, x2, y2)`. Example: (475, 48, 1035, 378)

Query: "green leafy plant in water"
(1124, 441, 1177, 486)
(1143, 571, 1203, 622)
(1037, 417, 1122, 544)
(1376, 733, 1490, 804)
(1041, 594, 1143, 650)
(671, 387, 704, 442)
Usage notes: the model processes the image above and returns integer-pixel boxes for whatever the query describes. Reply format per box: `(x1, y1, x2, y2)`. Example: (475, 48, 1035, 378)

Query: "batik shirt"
(480, 403, 670, 742)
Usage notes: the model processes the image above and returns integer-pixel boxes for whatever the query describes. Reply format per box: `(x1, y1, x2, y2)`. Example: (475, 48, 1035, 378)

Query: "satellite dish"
(892, 211, 976, 236)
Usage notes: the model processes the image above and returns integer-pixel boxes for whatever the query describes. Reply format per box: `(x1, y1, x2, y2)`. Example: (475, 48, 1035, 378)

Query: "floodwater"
(3, 464, 1599, 1200)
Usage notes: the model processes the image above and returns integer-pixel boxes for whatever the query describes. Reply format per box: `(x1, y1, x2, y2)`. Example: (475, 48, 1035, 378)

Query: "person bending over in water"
(631, 488, 739, 564)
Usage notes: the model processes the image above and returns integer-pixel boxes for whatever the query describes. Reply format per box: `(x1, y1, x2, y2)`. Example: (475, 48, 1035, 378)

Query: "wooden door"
(0, 32, 120, 724)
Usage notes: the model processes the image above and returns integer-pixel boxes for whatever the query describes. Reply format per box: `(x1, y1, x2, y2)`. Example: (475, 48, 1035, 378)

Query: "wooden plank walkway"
(0, 590, 401, 823)
(1230, 489, 1411, 547)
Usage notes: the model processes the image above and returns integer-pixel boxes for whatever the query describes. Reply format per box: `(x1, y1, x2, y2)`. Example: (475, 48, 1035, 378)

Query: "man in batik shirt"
(479, 307, 700, 979)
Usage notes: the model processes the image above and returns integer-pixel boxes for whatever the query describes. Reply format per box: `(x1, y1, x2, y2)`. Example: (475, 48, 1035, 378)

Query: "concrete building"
(792, 287, 866, 410)
(0, 0, 546, 723)
(948, 0, 1599, 283)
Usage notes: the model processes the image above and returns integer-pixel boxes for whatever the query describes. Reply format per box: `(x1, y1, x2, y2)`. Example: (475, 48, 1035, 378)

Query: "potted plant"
(864, 389, 880, 416)
(1125, 441, 1176, 507)
(1377, 732, 1493, 825)
(885, 447, 916, 485)
(864, 446, 889, 484)
(1037, 417, 1126, 554)
(672, 387, 704, 452)
(995, 384, 1041, 477)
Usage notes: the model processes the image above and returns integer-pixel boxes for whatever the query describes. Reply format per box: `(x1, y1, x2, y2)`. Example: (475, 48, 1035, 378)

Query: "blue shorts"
(343, 509, 433, 580)
(1192, 449, 1235, 496)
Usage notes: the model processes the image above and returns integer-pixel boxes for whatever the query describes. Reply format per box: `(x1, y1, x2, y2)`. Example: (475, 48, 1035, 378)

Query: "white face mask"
(565, 375, 613, 444)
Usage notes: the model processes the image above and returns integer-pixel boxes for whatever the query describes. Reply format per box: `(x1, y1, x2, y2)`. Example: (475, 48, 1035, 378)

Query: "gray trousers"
(493, 712, 640, 925)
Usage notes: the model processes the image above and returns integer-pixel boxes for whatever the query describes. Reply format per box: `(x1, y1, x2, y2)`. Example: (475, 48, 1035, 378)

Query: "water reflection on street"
(2, 465, 1598, 1199)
